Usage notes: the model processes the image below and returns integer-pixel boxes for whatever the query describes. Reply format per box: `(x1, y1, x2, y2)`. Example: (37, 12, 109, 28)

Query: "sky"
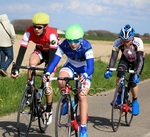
(1, 0, 150, 35)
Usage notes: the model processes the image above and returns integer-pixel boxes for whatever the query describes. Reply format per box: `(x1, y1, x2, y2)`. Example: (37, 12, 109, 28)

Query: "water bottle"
(36, 89, 43, 102)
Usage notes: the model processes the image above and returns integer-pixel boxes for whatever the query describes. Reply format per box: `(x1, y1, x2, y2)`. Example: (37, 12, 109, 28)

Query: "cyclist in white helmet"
(43, 24, 94, 137)
(104, 24, 145, 116)
(11, 12, 59, 125)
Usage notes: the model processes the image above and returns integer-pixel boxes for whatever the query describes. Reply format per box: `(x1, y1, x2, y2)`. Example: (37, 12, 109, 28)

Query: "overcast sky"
(1, 0, 150, 35)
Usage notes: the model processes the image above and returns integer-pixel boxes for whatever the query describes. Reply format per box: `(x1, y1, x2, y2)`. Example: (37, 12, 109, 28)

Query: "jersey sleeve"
(46, 46, 64, 73)
(85, 48, 94, 76)
(49, 28, 58, 49)
(20, 27, 32, 48)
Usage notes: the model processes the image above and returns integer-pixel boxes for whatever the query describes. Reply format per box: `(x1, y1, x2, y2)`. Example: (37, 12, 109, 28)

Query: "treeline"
(12, 19, 150, 41)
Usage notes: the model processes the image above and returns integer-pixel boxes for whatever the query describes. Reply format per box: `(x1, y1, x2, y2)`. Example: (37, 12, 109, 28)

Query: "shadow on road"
(88, 115, 113, 132)
(0, 121, 52, 137)
(88, 115, 130, 133)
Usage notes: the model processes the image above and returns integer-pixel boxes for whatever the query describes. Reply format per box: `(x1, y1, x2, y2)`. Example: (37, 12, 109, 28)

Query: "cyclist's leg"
(78, 78, 91, 137)
(129, 62, 140, 116)
(117, 56, 129, 83)
(43, 51, 56, 125)
(28, 49, 41, 79)
(58, 66, 74, 115)
(44, 73, 55, 125)
(129, 75, 140, 116)
(58, 66, 74, 89)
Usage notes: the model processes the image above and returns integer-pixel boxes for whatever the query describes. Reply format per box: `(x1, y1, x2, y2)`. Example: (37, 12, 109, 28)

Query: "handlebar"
(48, 77, 79, 82)
(14, 65, 46, 71)
(107, 68, 135, 74)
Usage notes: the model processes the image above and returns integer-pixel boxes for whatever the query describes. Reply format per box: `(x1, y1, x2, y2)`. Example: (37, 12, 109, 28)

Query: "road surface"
(0, 79, 150, 137)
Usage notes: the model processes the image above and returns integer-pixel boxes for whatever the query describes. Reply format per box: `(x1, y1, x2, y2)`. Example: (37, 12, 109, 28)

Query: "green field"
(0, 54, 150, 117)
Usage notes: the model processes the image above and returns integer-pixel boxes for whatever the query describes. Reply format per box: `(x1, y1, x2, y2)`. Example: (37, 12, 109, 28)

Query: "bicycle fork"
(120, 85, 131, 113)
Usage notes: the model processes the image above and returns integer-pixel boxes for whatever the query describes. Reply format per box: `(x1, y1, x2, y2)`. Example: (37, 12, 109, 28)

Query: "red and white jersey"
(112, 37, 144, 62)
(20, 26, 58, 51)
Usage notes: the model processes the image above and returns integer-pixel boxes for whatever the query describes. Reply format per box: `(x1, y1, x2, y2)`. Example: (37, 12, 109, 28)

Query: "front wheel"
(17, 86, 34, 137)
(125, 89, 133, 126)
(38, 94, 48, 132)
(55, 95, 72, 137)
(111, 84, 123, 132)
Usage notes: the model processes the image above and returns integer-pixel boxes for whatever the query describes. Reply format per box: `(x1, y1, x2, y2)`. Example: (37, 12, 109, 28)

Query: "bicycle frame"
(117, 75, 126, 105)
(109, 67, 135, 132)
(16, 66, 48, 136)
(52, 76, 80, 137)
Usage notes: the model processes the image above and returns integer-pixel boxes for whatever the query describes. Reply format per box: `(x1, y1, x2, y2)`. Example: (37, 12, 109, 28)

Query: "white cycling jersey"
(112, 37, 144, 62)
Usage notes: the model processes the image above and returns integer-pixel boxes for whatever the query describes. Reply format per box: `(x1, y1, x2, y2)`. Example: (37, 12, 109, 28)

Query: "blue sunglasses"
(67, 39, 81, 44)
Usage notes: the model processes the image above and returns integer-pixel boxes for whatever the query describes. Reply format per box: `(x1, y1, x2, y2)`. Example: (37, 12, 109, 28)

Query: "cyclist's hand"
(79, 73, 87, 84)
(11, 69, 19, 79)
(132, 74, 140, 83)
(104, 71, 113, 79)
(43, 72, 50, 83)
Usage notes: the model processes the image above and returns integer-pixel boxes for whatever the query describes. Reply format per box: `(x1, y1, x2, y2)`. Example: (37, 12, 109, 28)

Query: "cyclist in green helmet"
(43, 24, 94, 137)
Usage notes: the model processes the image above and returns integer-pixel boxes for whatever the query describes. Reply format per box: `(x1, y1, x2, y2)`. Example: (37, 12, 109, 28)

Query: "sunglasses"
(67, 39, 81, 44)
(33, 25, 44, 29)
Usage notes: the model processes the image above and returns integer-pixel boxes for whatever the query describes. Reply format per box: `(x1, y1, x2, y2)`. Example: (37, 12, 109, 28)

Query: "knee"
(79, 93, 87, 102)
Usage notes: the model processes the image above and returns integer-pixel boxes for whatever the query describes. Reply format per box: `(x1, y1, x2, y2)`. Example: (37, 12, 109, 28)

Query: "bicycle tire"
(55, 95, 72, 137)
(125, 88, 133, 126)
(17, 86, 34, 137)
(38, 94, 48, 132)
(111, 84, 123, 132)
(70, 98, 79, 137)
(74, 95, 80, 137)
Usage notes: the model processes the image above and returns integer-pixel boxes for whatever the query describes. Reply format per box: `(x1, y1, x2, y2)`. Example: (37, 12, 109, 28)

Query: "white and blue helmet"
(120, 24, 135, 41)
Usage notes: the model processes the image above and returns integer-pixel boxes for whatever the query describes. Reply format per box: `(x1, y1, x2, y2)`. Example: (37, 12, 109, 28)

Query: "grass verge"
(0, 54, 150, 116)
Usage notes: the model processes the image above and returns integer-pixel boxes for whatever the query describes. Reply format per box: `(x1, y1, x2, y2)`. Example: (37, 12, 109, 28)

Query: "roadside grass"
(0, 54, 150, 117)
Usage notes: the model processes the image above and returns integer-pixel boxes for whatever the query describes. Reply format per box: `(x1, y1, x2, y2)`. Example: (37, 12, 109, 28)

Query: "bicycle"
(108, 67, 135, 132)
(15, 66, 49, 137)
(48, 75, 85, 137)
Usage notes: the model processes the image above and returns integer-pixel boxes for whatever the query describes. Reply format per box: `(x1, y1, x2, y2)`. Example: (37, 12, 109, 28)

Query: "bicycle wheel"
(17, 86, 34, 137)
(111, 84, 123, 132)
(125, 88, 133, 126)
(71, 95, 80, 137)
(55, 95, 72, 137)
(38, 93, 48, 132)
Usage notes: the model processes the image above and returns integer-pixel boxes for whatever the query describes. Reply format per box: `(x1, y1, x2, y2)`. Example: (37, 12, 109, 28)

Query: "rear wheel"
(111, 84, 123, 132)
(125, 88, 133, 126)
(55, 95, 72, 137)
(17, 86, 34, 137)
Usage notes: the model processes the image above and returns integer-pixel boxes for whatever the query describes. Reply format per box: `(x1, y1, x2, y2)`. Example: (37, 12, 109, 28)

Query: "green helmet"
(65, 24, 84, 40)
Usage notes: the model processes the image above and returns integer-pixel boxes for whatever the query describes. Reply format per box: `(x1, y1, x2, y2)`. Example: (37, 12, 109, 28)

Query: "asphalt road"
(0, 79, 150, 137)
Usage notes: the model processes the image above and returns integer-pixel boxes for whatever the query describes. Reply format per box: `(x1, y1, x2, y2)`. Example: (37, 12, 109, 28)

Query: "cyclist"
(11, 12, 59, 125)
(43, 24, 94, 137)
(104, 24, 145, 116)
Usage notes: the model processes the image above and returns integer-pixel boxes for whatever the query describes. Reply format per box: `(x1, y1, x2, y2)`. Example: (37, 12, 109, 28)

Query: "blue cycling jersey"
(46, 39, 94, 76)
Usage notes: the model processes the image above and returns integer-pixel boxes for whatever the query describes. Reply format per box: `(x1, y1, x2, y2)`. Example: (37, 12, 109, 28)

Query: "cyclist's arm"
(84, 49, 94, 77)
(48, 48, 57, 65)
(136, 51, 144, 76)
(108, 50, 118, 68)
(134, 37, 144, 76)
(15, 30, 31, 67)
(86, 58, 94, 75)
(48, 29, 59, 64)
(46, 46, 63, 73)
(15, 46, 27, 66)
